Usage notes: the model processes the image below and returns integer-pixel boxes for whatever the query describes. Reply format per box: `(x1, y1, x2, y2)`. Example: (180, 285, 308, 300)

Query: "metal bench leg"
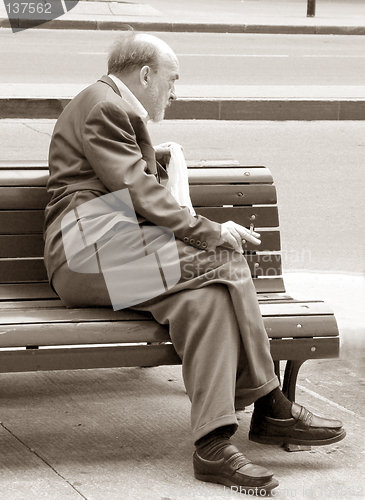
(282, 360, 304, 402)
(282, 360, 311, 452)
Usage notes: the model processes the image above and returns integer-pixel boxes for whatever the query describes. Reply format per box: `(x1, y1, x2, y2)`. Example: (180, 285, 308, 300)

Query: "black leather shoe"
(193, 445, 279, 495)
(249, 402, 346, 446)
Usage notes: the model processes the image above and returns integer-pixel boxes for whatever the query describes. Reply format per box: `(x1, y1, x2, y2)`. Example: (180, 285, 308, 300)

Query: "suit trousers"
(52, 228, 279, 443)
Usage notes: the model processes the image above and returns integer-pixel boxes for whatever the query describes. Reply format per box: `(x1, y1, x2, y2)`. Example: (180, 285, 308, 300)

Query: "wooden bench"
(0, 160, 340, 403)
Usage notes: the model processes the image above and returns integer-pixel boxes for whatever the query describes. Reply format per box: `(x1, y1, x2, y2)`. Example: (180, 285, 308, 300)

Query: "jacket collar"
(98, 75, 121, 96)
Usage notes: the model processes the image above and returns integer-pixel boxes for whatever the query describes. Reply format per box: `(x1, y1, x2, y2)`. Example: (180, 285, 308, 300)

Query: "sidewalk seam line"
(23, 122, 53, 137)
(0, 422, 90, 500)
(297, 384, 365, 422)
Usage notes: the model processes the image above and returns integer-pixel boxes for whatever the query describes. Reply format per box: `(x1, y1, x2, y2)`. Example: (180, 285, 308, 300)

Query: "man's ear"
(140, 66, 150, 89)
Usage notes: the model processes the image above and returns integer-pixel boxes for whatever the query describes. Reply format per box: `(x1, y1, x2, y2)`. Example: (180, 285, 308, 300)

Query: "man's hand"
(218, 221, 261, 254)
(154, 143, 173, 166)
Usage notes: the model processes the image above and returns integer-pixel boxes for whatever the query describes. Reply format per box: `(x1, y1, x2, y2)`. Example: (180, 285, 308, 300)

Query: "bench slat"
(0, 344, 182, 373)
(0, 293, 294, 310)
(0, 185, 277, 210)
(0, 315, 338, 348)
(0, 160, 48, 169)
(190, 184, 277, 206)
(0, 337, 340, 373)
(0, 207, 279, 235)
(0, 167, 273, 187)
(0, 235, 45, 258)
(0, 259, 48, 282)
(0, 277, 286, 300)
(270, 337, 339, 361)
(0, 300, 336, 323)
(0, 160, 261, 170)
(0, 254, 282, 283)
(0, 187, 51, 209)
(0, 170, 49, 186)
(0, 283, 58, 300)
(0, 211, 45, 234)
(188, 168, 273, 184)
(0, 231, 281, 258)
(196, 206, 279, 227)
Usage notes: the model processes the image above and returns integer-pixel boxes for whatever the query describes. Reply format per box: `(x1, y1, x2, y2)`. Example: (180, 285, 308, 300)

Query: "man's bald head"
(108, 31, 177, 77)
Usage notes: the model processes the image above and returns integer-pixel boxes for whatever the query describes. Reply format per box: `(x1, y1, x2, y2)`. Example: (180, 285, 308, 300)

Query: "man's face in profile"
(146, 53, 179, 123)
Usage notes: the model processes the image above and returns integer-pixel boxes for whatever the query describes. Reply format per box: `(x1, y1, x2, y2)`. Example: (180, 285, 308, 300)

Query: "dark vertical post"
(307, 0, 316, 17)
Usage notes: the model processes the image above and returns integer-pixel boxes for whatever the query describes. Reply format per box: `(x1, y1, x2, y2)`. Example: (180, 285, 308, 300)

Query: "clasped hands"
(218, 220, 261, 254)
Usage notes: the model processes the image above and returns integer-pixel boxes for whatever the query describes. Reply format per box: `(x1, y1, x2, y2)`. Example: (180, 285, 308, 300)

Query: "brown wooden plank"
(0, 343, 182, 373)
(0, 320, 169, 347)
(0, 283, 289, 303)
(0, 336, 339, 373)
(253, 277, 285, 293)
(190, 184, 277, 206)
(0, 160, 243, 170)
(196, 206, 279, 227)
(0, 283, 58, 300)
(0, 170, 48, 186)
(258, 292, 293, 301)
(0, 235, 44, 258)
(0, 211, 45, 234)
(187, 160, 241, 168)
(0, 294, 294, 310)
(0, 259, 48, 282)
(265, 314, 339, 338)
(260, 301, 335, 317)
(0, 305, 152, 324)
(0, 314, 338, 348)
(0, 166, 272, 186)
(188, 167, 273, 184)
(0, 275, 285, 296)
(246, 252, 282, 276)
(0, 187, 51, 209)
(0, 253, 281, 283)
(5, 297, 330, 328)
(1, 186, 276, 209)
(270, 337, 339, 361)
(1, 207, 278, 236)
(0, 160, 48, 169)
(0, 299, 64, 309)
(0, 231, 281, 258)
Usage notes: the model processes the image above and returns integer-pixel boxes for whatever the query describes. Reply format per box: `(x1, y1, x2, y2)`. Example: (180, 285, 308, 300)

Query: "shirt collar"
(108, 74, 149, 124)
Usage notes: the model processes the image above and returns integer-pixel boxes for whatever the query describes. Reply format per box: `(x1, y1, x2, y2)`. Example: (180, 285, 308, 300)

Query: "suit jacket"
(44, 75, 221, 285)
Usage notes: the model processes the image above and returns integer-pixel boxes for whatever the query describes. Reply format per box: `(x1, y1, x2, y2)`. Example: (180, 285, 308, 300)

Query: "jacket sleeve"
(82, 99, 222, 251)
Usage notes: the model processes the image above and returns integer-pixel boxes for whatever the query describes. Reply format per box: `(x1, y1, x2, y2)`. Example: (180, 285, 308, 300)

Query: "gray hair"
(108, 31, 160, 76)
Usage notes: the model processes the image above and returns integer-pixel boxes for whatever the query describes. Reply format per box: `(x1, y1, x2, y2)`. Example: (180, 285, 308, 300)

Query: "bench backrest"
(0, 160, 285, 301)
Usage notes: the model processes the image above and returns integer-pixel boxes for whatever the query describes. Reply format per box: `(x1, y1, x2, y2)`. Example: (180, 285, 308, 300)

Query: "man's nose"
(169, 90, 177, 101)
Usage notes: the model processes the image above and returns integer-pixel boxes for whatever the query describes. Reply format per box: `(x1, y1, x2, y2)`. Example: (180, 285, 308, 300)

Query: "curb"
(1, 17, 365, 35)
(1, 97, 365, 121)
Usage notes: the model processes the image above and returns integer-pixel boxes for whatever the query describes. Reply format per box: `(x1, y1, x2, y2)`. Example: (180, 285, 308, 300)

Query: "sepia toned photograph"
(0, 0, 364, 498)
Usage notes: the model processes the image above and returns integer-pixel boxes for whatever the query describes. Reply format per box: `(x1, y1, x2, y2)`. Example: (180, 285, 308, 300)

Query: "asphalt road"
(1, 29, 365, 86)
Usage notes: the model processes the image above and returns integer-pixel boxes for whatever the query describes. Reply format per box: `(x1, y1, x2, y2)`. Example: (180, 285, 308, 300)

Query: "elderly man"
(44, 31, 345, 495)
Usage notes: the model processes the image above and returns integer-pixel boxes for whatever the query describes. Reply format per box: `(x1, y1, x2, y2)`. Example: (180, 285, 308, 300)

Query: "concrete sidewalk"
(1, 0, 365, 34)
